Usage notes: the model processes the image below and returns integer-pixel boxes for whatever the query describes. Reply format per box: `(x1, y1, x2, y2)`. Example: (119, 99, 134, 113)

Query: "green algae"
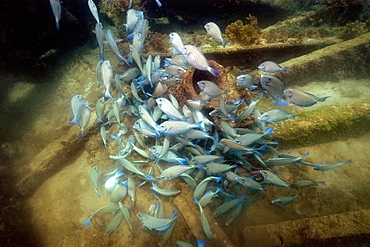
(272, 99, 370, 149)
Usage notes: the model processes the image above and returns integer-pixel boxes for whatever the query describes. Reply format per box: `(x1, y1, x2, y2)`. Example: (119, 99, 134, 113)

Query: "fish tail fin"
(193, 198, 199, 204)
(70, 119, 77, 124)
(211, 136, 218, 142)
(155, 0, 162, 7)
(127, 33, 134, 40)
(176, 158, 187, 165)
(104, 91, 113, 98)
(215, 176, 222, 183)
(207, 67, 219, 77)
(345, 160, 353, 163)
(250, 85, 258, 91)
(196, 240, 206, 247)
(302, 151, 310, 158)
(289, 115, 296, 120)
(79, 130, 84, 137)
(99, 53, 104, 61)
(258, 92, 264, 99)
(222, 40, 227, 48)
(265, 127, 273, 135)
(82, 218, 91, 226)
(275, 99, 288, 106)
(282, 67, 289, 72)
(318, 96, 330, 102)
(56, 22, 60, 31)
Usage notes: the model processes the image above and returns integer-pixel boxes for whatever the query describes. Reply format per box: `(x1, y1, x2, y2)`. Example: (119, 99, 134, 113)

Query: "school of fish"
(60, 1, 350, 246)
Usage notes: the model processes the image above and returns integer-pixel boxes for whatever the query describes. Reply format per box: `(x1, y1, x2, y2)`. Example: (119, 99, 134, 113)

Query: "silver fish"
(198, 187, 222, 207)
(90, 165, 101, 197)
(100, 126, 108, 148)
(258, 109, 295, 123)
(105, 211, 124, 235)
(156, 98, 185, 120)
(119, 67, 140, 83)
(314, 160, 352, 172)
(137, 210, 177, 231)
(107, 29, 130, 65)
(260, 170, 290, 187)
(150, 183, 181, 197)
(158, 121, 202, 135)
(260, 74, 287, 106)
(129, 44, 143, 72)
(169, 32, 184, 54)
(271, 191, 301, 206)
(118, 202, 132, 230)
(70, 94, 84, 124)
(258, 61, 289, 73)
(204, 22, 227, 47)
(197, 80, 224, 98)
(124, 9, 140, 32)
(292, 179, 326, 188)
(110, 180, 128, 203)
(235, 127, 273, 146)
(159, 165, 196, 181)
(193, 176, 221, 199)
(181, 45, 218, 77)
(49, 0, 61, 30)
(194, 198, 214, 239)
(95, 22, 105, 60)
(77, 102, 91, 136)
(88, 0, 99, 23)
(237, 74, 257, 90)
(284, 88, 330, 107)
(101, 60, 113, 98)
(133, 32, 143, 53)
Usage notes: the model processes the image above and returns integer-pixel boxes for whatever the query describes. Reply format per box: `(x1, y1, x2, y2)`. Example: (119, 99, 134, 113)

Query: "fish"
(88, 0, 99, 23)
(193, 176, 222, 199)
(104, 170, 124, 193)
(127, 175, 136, 204)
(70, 94, 84, 124)
(265, 151, 310, 166)
(197, 80, 225, 98)
(106, 211, 124, 235)
(258, 61, 289, 73)
(198, 187, 222, 207)
(212, 196, 244, 218)
(271, 191, 301, 206)
(49, 0, 61, 30)
(284, 88, 330, 107)
(107, 29, 130, 65)
(95, 22, 105, 60)
(110, 180, 128, 203)
(159, 165, 196, 181)
(119, 67, 140, 83)
(157, 121, 202, 135)
(82, 205, 119, 226)
(194, 198, 214, 239)
(204, 22, 227, 47)
(77, 102, 91, 136)
(101, 60, 113, 98)
(137, 210, 177, 231)
(150, 183, 181, 197)
(181, 45, 218, 77)
(235, 92, 264, 123)
(314, 160, 352, 172)
(100, 126, 108, 148)
(129, 44, 143, 72)
(258, 109, 295, 123)
(165, 65, 187, 76)
(169, 32, 184, 54)
(260, 170, 290, 187)
(156, 98, 185, 120)
(237, 74, 258, 91)
(89, 165, 101, 197)
(118, 202, 132, 230)
(191, 155, 222, 165)
(146, 55, 153, 86)
(133, 32, 143, 53)
(292, 179, 326, 188)
(260, 74, 288, 106)
(124, 9, 140, 32)
(155, 0, 162, 7)
(235, 176, 265, 191)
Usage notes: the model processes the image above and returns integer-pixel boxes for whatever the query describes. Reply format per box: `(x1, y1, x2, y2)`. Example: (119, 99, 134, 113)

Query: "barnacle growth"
(225, 15, 262, 46)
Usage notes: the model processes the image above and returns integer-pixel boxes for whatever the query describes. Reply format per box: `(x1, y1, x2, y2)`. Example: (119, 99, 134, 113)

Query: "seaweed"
(225, 15, 262, 46)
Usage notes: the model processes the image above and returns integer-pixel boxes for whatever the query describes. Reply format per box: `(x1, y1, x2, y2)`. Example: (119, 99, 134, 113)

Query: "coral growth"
(143, 31, 171, 55)
(338, 21, 369, 40)
(225, 15, 262, 46)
